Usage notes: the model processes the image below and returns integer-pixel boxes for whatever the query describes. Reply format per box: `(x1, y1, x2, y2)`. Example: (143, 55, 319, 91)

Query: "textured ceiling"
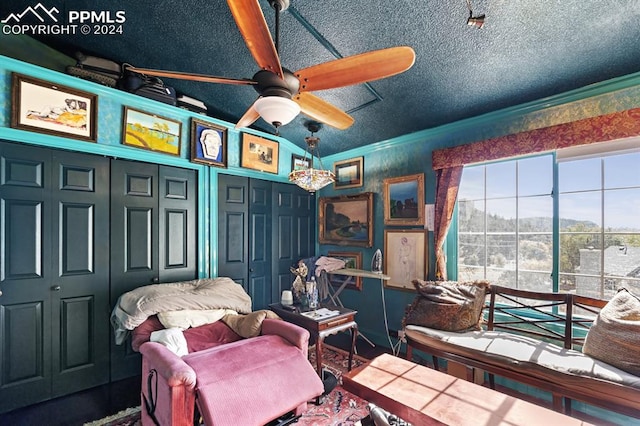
(3, 0, 640, 156)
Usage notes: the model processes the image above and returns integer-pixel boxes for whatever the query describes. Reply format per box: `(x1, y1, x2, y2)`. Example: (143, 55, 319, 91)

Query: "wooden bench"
(343, 353, 592, 426)
(404, 285, 640, 420)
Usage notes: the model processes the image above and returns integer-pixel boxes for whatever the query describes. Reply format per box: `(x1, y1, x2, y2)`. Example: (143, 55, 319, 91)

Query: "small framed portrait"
(10, 73, 98, 142)
(291, 154, 311, 172)
(327, 251, 363, 291)
(318, 192, 374, 248)
(384, 229, 427, 290)
(190, 118, 227, 167)
(334, 157, 364, 189)
(241, 133, 279, 174)
(122, 107, 182, 156)
(383, 173, 425, 226)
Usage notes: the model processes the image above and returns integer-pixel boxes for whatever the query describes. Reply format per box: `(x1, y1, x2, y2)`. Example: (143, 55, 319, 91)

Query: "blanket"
(111, 277, 252, 344)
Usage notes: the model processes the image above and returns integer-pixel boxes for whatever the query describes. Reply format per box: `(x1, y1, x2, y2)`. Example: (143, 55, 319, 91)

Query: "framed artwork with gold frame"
(384, 229, 427, 290)
(241, 133, 279, 174)
(383, 173, 424, 226)
(318, 192, 374, 247)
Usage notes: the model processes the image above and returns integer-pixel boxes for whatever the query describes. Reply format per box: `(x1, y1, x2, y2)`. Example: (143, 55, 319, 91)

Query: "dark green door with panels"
(217, 174, 315, 311)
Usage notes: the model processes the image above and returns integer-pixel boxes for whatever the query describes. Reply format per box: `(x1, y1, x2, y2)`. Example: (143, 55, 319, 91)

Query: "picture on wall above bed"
(241, 133, 279, 174)
(122, 107, 182, 156)
(383, 173, 424, 226)
(190, 118, 227, 167)
(10, 73, 98, 142)
(384, 229, 427, 290)
(319, 192, 374, 248)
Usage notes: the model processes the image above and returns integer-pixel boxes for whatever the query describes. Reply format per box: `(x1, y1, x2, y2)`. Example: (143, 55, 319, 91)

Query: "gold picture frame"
(122, 106, 182, 156)
(384, 229, 427, 290)
(383, 173, 425, 226)
(318, 192, 374, 247)
(241, 133, 279, 174)
(10, 73, 98, 142)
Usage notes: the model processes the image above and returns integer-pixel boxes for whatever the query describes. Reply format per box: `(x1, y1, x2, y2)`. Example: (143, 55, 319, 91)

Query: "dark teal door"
(248, 178, 272, 310)
(0, 142, 110, 413)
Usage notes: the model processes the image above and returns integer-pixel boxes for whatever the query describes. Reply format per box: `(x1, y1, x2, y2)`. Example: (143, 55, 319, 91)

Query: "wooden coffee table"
(343, 353, 592, 426)
(269, 303, 358, 377)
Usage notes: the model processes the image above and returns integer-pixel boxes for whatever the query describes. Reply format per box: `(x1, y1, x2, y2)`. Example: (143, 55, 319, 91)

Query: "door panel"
(248, 179, 272, 310)
(51, 151, 110, 397)
(0, 143, 52, 412)
(158, 166, 197, 282)
(217, 175, 249, 288)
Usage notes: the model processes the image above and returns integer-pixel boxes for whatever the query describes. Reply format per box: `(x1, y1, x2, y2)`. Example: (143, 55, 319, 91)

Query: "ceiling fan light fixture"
(254, 96, 300, 128)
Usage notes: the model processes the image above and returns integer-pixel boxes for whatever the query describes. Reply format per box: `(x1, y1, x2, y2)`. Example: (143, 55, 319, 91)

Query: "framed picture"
(319, 192, 374, 247)
(122, 107, 182, 156)
(327, 251, 363, 291)
(10, 73, 97, 142)
(291, 154, 311, 172)
(383, 173, 425, 226)
(241, 133, 279, 174)
(334, 157, 364, 189)
(190, 118, 227, 167)
(384, 229, 427, 290)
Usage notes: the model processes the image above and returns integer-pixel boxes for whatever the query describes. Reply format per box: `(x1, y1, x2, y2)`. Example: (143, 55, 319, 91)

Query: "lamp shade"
(254, 96, 300, 127)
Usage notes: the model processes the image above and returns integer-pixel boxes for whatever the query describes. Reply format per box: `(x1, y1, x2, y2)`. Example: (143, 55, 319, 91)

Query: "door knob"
(151, 277, 160, 284)
(249, 268, 254, 272)
(52, 285, 61, 291)
(0, 289, 3, 296)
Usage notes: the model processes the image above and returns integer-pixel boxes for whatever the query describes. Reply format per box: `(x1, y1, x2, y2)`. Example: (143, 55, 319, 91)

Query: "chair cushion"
(221, 309, 280, 338)
(583, 287, 640, 376)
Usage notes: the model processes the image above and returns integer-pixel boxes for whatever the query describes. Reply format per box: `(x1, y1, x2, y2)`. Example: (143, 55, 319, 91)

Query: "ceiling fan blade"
(235, 101, 261, 129)
(227, 0, 284, 78)
(294, 92, 354, 130)
(126, 66, 256, 86)
(295, 46, 416, 92)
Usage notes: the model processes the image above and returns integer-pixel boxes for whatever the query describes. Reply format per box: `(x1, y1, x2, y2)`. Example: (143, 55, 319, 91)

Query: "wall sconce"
(466, 0, 485, 29)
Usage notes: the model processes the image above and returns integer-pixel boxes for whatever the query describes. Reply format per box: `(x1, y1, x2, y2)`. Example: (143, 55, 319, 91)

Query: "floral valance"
(432, 107, 640, 170)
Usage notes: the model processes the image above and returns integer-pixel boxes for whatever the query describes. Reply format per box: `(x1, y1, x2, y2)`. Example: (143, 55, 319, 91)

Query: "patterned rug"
(84, 345, 370, 426)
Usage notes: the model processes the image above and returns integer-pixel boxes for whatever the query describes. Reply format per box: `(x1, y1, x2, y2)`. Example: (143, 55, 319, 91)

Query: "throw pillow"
(403, 280, 490, 332)
(221, 309, 280, 338)
(583, 287, 640, 376)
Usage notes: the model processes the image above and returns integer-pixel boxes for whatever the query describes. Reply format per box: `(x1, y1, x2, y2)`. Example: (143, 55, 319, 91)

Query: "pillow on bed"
(157, 308, 238, 330)
(583, 287, 640, 376)
(221, 310, 280, 338)
(403, 280, 489, 332)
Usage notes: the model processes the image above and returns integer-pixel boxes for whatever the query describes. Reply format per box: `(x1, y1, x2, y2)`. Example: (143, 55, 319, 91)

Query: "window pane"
(518, 196, 552, 232)
(518, 156, 553, 196)
(486, 199, 516, 232)
(458, 199, 484, 232)
(519, 234, 553, 272)
(459, 166, 484, 200)
(559, 233, 602, 274)
(604, 152, 640, 189)
(458, 234, 486, 267)
(558, 158, 601, 192)
(486, 234, 516, 266)
(603, 236, 640, 283)
(458, 265, 485, 282)
(559, 192, 601, 230)
(518, 271, 552, 292)
(486, 162, 515, 198)
(604, 188, 640, 231)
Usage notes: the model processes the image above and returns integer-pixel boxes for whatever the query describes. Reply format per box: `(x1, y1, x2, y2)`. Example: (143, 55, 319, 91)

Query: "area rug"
(84, 345, 370, 426)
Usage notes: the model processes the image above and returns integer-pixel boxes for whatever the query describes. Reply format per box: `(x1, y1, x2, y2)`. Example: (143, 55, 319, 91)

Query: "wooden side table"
(269, 303, 358, 377)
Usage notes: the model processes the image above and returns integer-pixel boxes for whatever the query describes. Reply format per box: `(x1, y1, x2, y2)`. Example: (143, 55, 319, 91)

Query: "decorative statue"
(290, 260, 308, 301)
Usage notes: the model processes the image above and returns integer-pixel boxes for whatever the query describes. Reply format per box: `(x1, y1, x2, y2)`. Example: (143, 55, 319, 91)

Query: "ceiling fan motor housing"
(253, 69, 300, 99)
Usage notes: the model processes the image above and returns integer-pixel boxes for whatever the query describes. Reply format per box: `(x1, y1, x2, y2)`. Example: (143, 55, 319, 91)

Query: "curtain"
(430, 107, 640, 279)
(433, 166, 463, 280)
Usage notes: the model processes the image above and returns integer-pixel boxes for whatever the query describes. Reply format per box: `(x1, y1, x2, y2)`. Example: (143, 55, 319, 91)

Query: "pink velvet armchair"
(133, 316, 324, 426)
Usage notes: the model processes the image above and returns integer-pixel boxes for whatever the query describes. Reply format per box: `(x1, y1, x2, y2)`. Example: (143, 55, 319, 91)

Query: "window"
(456, 149, 640, 299)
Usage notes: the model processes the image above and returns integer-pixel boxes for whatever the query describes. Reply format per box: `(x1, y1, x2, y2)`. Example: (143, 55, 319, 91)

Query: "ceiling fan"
(126, 0, 416, 132)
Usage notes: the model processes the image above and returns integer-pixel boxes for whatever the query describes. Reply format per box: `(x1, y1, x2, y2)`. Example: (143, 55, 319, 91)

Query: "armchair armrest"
(261, 319, 310, 356)
(139, 341, 197, 389)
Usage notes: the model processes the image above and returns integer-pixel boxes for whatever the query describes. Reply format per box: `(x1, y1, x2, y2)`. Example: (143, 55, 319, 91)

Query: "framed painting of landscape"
(122, 107, 182, 156)
(327, 251, 363, 290)
(318, 192, 374, 247)
(383, 173, 424, 226)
